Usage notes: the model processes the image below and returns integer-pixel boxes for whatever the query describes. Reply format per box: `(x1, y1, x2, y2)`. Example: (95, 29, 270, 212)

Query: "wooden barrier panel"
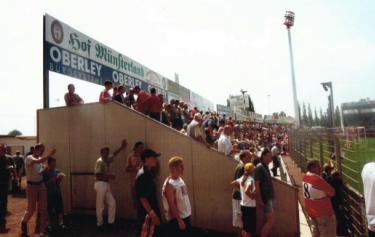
(38, 102, 300, 235)
(38, 107, 72, 212)
(271, 179, 300, 237)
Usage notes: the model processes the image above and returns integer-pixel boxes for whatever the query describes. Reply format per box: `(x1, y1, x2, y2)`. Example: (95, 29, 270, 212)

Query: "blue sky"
(0, 0, 374, 135)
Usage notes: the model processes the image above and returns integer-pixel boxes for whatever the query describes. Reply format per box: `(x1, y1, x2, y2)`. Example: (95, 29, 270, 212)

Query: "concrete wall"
(38, 102, 299, 235)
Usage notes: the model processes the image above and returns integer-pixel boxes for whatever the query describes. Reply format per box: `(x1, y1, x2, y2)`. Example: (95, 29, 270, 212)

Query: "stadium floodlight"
(284, 11, 299, 128)
(321, 82, 332, 92)
(321, 81, 335, 128)
(284, 11, 295, 28)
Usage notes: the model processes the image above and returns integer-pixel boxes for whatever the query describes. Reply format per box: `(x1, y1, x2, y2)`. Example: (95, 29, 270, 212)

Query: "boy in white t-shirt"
(162, 156, 191, 237)
(232, 162, 257, 237)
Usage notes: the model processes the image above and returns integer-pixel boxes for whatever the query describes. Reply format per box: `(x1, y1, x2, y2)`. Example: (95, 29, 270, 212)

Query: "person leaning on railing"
(302, 160, 336, 237)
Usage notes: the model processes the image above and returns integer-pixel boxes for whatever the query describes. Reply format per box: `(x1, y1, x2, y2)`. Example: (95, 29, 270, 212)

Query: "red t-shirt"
(99, 90, 111, 104)
(226, 120, 234, 127)
(147, 95, 162, 114)
(136, 90, 150, 114)
(302, 172, 335, 217)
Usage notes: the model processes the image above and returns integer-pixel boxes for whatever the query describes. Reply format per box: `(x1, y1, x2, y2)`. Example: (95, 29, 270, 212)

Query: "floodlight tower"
(321, 81, 335, 128)
(284, 11, 300, 128)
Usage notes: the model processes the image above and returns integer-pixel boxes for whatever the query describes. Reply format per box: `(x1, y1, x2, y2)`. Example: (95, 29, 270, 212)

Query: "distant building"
(0, 135, 36, 155)
(342, 98, 375, 131)
(227, 94, 251, 117)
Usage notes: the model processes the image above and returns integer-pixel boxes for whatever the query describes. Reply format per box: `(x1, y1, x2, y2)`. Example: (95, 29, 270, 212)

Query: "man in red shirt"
(133, 86, 150, 115)
(146, 88, 162, 121)
(99, 81, 113, 104)
(302, 160, 336, 237)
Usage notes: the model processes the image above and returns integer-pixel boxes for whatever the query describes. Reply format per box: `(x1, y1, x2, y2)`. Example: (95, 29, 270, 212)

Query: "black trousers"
(149, 113, 160, 121)
(165, 217, 191, 237)
(0, 183, 9, 227)
(369, 229, 375, 237)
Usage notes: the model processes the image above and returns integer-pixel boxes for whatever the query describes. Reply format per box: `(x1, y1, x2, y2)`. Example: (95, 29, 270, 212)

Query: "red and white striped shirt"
(302, 172, 335, 217)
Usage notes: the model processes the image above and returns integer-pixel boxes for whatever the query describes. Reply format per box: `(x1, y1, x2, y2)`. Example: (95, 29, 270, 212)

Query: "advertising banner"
(44, 14, 167, 94)
(167, 80, 179, 95)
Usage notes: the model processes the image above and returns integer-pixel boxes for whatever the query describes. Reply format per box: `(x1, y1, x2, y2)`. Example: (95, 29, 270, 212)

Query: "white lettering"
(71, 54, 77, 69)
(96, 64, 102, 77)
(50, 46, 61, 63)
(77, 57, 85, 71)
(62, 50, 70, 66)
(112, 71, 119, 83)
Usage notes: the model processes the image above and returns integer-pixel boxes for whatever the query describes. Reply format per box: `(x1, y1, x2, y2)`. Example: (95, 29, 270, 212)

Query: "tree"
(248, 96, 255, 112)
(334, 105, 341, 127)
(302, 102, 308, 126)
(8, 129, 22, 136)
(307, 103, 313, 127)
(314, 108, 320, 126)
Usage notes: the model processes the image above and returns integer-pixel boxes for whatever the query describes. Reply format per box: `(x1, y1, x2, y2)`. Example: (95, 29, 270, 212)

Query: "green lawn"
(307, 137, 375, 194)
(341, 137, 375, 194)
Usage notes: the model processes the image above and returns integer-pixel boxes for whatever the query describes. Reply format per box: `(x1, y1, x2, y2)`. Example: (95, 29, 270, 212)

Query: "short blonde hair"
(169, 156, 184, 169)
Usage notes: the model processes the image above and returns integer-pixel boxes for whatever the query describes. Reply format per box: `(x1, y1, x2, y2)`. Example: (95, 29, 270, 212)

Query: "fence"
(288, 128, 370, 237)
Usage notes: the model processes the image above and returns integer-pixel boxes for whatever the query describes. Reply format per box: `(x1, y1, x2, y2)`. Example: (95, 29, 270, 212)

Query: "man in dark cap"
(135, 149, 161, 234)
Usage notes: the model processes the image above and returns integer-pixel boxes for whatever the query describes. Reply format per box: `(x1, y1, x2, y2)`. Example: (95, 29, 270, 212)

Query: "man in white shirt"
(21, 144, 56, 237)
(362, 162, 375, 237)
(218, 125, 234, 156)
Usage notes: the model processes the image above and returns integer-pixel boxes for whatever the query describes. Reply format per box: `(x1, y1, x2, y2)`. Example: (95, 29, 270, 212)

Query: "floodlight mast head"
(321, 82, 332, 92)
(284, 11, 295, 29)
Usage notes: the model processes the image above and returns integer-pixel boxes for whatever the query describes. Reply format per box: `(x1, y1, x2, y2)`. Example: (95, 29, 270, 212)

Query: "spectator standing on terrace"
(254, 148, 274, 237)
(232, 151, 252, 233)
(13, 150, 24, 193)
(135, 149, 162, 235)
(147, 88, 163, 121)
(21, 144, 56, 237)
(99, 81, 113, 104)
(303, 160, 336, 237)
(41, 157, 67, 230)
(94, 139, 128, 230)
(133, 86, 149, 115)
(0, 144, 13, 233)
(64, 84, 84, 106)
(362, 162, 375, 237)
(187, 113, 204, 143)
(126, 142, 144, 207)
(232, 163, 257, 237)
(270, 143, 280, 177)
(218, 125, 234, 156)
(162, 157, 192, 237)
(113, 86, 125, 104)
(124, 88, 136, 108)
(329, 171, 349, 236)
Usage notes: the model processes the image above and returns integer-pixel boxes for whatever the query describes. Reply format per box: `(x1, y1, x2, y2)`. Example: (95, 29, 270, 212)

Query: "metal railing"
(289, 129, 370, 237)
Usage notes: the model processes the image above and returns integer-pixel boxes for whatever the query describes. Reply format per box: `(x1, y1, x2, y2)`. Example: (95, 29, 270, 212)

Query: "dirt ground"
(4, 180, 235, 237)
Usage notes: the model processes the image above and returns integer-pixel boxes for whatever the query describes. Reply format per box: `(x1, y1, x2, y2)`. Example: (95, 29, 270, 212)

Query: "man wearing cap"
(362, 162, 375, 237)
(135, 149, 162, 234)
(94, 139, 128, 229)
(232, 151, 252, 234)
